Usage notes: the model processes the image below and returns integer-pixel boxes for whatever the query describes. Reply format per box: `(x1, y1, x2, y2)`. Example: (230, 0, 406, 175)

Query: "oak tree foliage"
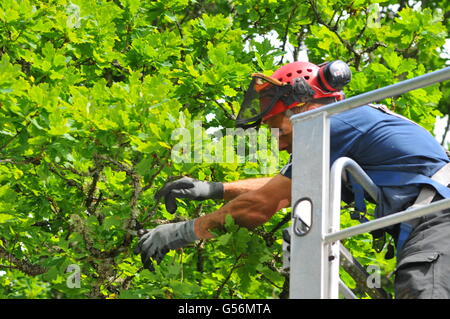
(0, 0, 448, 298)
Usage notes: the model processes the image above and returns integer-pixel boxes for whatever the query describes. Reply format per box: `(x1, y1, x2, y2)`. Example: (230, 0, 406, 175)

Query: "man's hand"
(155, 177, 224, 214)
(134, 219, 198, 270)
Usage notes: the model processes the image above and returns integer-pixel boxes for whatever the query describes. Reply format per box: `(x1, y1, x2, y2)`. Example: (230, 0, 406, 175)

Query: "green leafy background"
(0, 0, 448, 298)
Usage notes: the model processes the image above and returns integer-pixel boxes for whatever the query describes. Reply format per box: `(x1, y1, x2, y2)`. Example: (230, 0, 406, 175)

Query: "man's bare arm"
(194, 174, 291, 239)
(223, 177, 273, 201)
(135, 175, 291, 269)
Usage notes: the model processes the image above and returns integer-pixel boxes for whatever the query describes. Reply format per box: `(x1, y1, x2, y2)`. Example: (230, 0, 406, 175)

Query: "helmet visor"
(236, 74, 289, 129)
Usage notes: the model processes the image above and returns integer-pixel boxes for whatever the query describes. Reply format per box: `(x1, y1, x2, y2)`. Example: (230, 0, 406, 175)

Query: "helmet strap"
(284, 97, 338, 118)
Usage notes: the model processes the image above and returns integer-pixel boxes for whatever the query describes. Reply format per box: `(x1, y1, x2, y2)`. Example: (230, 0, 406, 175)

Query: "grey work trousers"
(395, 202, 450, 299)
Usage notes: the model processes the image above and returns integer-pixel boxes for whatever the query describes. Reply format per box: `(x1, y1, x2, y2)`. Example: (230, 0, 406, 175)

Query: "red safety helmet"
(236, 60, 351, 129)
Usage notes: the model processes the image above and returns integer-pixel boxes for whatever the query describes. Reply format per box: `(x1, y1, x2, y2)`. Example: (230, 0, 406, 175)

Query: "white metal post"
(289, 111, 339, 299)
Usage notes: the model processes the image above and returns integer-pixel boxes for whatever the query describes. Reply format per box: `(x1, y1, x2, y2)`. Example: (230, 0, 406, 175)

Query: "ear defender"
(318, 60, 352, 92)
(292, 77, 316, 102)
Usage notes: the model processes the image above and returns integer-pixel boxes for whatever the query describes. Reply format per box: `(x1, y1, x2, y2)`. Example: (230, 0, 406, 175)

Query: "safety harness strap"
(397, 162, 450, 253)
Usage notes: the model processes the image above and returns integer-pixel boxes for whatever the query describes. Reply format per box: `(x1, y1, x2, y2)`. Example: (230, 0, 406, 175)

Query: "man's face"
(264, 112, 293, 154)
(263, 103, 323, 154)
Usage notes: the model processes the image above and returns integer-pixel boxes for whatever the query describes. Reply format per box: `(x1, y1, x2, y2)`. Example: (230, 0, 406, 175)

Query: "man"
(135, 60, 450, 298)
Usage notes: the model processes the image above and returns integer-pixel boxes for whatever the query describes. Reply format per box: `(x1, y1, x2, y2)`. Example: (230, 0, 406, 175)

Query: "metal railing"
(288, 66, 450, 299)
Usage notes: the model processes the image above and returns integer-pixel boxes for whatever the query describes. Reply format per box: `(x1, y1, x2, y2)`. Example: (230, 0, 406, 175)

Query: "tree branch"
(279, 5, 299, 64)
(0, 246, 47, 276)
(48, 164, 84, 192)
(307, 0, 386, 70)
(95, 154, 142, 230)
(85, 158, 104, 224)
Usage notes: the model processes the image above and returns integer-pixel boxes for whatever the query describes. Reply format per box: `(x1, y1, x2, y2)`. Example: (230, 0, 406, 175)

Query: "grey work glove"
(134, 219, 198, 271)
(155, 177, 224, 214)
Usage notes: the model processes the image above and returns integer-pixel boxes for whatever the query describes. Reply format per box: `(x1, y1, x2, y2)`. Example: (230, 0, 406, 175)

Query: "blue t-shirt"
(281, 105, 450, 218)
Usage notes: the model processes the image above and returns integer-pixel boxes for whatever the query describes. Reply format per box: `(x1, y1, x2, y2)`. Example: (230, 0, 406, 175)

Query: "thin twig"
(441, 109, 450, 146)
(213, 254, 244, 298)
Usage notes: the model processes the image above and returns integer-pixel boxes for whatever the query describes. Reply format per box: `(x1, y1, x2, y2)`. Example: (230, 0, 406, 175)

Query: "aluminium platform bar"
(325, 198, 450, 244)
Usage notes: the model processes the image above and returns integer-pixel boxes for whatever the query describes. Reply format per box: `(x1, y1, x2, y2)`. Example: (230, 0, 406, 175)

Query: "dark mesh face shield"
(236, 73, 314, 129)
